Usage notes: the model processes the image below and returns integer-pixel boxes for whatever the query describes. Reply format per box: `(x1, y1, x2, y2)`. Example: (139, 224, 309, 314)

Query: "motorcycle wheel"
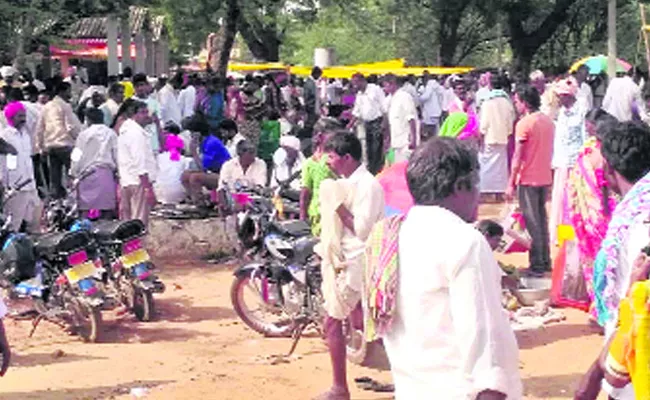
(133, 288, 155, 322)
(230, 274, 296, 337)
(66, 296, 102, 343)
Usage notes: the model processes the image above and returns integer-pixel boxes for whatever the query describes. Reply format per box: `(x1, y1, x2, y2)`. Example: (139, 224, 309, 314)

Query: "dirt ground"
(0, 204, 609, 400)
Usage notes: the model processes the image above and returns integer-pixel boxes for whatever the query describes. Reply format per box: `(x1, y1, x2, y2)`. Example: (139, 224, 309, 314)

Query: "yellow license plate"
(120, 249, 150, 269)
(64, 261, 97, 284)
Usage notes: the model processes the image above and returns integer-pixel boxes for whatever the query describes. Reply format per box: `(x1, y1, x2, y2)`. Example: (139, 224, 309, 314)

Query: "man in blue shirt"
(181, 115, 231, 205)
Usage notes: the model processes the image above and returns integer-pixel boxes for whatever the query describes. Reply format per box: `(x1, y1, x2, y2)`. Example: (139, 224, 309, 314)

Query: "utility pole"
(608, 0, 617, 79)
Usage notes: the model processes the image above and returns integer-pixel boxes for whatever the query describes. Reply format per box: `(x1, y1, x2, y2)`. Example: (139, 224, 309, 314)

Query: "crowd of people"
(0, 60, 649, 399)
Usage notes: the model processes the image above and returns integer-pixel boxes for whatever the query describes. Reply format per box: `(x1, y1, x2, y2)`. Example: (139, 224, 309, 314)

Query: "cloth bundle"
(363, 214, 406, 342)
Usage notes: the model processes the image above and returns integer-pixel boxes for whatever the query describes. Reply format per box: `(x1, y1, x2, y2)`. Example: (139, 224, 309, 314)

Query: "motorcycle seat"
(92, 219, 146, 242)
(33, 230, 91, 257)
(271, 220, 311, 238)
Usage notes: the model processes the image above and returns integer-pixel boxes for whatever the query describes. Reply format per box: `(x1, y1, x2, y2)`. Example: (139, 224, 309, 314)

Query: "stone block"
(145, 216, 238, 260)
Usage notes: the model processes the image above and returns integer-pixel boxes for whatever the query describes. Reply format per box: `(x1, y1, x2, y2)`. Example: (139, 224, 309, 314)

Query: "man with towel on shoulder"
(314, 131, 384, 400)
(0, 102, 42, 232)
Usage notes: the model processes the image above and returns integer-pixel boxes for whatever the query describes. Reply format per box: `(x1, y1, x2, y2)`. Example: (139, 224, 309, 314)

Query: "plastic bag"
(550, 227, 590, 311)
(497, 204, 532, 254)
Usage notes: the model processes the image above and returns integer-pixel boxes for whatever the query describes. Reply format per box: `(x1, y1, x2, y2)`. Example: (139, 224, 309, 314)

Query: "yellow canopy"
(288, 65, 473, 78)
(224, 59, 473, 77)
(228, 62, 287, 72)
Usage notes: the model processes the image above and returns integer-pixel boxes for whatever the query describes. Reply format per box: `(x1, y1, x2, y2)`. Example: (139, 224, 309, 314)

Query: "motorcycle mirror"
(6, 155, 17, 171)
(0, 138, 17, 155)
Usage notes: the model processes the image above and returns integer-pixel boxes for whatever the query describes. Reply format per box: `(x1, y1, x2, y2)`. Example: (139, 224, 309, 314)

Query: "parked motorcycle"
(228, 185, 371, 363)
(0, 179, 104, 342)
(91, 219, 165, 321)
(42, 173, 165, 322)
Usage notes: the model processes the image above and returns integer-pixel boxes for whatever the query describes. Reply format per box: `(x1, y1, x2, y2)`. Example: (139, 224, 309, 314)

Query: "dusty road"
(0, 259, 604, 400)
(0, 203, 608, 399)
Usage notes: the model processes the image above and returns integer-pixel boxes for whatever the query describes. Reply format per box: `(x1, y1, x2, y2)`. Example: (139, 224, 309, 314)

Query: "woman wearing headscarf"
(549, 76, 588, 246)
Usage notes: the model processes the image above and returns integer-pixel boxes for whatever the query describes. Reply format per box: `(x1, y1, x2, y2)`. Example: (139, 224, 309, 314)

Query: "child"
(476, 219, 524, 305)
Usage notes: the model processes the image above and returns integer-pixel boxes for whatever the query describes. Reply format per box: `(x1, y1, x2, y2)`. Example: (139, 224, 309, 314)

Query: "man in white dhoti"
(479, 74, 516, 199)
(364, 137, 522, 399)
(315, 131, 384, 400)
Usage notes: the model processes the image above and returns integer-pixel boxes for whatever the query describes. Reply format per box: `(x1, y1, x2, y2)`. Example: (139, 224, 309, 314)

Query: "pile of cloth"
(508, 300, 566, 331)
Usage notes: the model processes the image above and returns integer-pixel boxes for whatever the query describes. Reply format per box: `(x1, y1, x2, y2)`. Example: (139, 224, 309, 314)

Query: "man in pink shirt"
(506, 85, 555, 276)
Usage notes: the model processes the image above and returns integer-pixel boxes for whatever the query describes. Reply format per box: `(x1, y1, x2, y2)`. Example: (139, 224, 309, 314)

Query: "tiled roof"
(65, 6, 166, 40)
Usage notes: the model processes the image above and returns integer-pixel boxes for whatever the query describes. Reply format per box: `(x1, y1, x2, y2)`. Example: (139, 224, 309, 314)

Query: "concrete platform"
(145, 216, 238, 260)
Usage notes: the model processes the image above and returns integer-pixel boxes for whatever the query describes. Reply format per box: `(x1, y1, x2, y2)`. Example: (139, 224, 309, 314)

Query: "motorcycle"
(42, 172, 165, 322)
(228, 185, 371, 363)
(90, 219, 165, 321)
(0, 179, 104, 342)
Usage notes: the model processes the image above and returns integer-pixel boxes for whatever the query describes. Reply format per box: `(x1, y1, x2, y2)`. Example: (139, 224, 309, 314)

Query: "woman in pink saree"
(564, 109, 618, 319)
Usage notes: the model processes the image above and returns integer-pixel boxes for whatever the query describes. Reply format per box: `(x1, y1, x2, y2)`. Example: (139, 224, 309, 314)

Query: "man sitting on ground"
(218, 140, 267, 190)
(181, 115, 231, 205)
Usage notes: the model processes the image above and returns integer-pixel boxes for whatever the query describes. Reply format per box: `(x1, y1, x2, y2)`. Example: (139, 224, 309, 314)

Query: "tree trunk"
(511, 49, 535, 78)
(238, 15, 281, 62)
(216, 0, 240, 78)
(436, 0, 472, 66)
(505, 0, 579, 77)
(13, 14, 34, 72)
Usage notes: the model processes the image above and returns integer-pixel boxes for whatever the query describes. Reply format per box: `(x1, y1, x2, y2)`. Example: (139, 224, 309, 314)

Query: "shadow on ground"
(155, 297, 236, 323)
(13, 352, 107, 368)
(0, 379, 172, 400)
(523, 373, 583, 398)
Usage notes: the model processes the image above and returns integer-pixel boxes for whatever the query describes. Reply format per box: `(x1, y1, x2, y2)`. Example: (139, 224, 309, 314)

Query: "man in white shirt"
(401, 75, 419, 107)
(348, 73, 386, 175)
(373, 137, 522, 400)
(316, 131, 384, 400)
(132, 73, 164, 154)
(419, 71, 444, 139)
(158, 72, 182, 127)
(36, 82, 82, 199)
(117, 100, 157, 227)
(218, 140, 267, 190)
(574, 65, 594, 111)
(99, 83, 124, 126)
(479, 75, 516, 196)
(603, 71, 645, 122)
(1, 102, 42, 232)
(178, 74, 197, 120)
(271, 135, 304, 190)
(71, 108, 118, 218)
(383, 74, 418, 164)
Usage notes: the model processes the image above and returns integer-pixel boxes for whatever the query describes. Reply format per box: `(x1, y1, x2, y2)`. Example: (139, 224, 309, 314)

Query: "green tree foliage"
(281, 1, 397, 65)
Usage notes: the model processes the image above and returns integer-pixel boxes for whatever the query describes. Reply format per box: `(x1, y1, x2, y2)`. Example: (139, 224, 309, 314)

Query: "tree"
(281, 0, 397, 65)
(215, 0, 240, 77)
(498, 0, 582, 75)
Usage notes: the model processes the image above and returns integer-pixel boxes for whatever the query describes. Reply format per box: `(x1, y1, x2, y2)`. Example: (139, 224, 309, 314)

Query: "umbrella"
(569, 55, 632, 74)
(376, 161, 413, 216)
